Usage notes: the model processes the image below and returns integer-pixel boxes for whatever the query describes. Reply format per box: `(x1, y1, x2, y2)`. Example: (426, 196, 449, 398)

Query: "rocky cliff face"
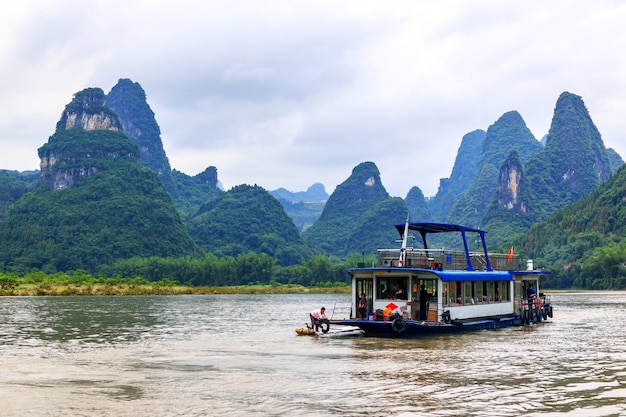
(106, 79, 176, 194)
(447, 111, 541, 228)
(2, 86, 197, 273)
(428, 129, 486, 222)
(39, 88, 131, 190)
(55, 88, 122, 133)
(480, 151, 534, 245)
(497, 151, 527, 213)
(525, 91, 613, 221)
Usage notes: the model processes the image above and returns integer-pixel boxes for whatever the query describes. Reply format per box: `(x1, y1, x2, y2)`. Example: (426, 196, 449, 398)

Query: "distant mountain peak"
(270, 182, 329, 203)
(106, 78, 176, 194)
(55, 88, 122, 133)
(38, 88, 139, 191)
(302, 161, 393, 255)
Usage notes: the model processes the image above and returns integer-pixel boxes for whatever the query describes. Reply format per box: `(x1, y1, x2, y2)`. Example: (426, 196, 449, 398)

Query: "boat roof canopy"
(394, 222, 485, 236)
(433, 269, 512, 282)
(347, 267, 514, 282)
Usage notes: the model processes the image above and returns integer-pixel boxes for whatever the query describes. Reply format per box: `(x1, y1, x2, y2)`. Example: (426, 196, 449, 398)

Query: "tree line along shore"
(0, 270, 350, 297)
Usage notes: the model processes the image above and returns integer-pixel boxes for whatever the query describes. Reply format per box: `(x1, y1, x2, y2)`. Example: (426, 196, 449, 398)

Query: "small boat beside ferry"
(329, 221, 553, 337)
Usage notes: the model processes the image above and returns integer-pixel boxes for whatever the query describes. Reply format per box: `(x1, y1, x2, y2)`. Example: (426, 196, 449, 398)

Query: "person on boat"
(419, 284, 429, 320)
(358, 294, 368, 319)
(310, 307, 328, 330)
(527, 283, 537, 299)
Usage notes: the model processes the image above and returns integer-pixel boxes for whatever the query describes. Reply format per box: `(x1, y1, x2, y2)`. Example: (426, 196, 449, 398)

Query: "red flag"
(507, 246, 514, 262)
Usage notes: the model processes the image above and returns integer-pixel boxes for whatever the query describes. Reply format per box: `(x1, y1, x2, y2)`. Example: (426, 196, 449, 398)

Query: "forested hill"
(1, 81, 626, 289)
(106, 78, 176, 195)
(187, 184, 310, 265)
(514, 163, 626, 289)
(270, 183, 328, 232)
(445, 110, 543, 229)
(302, 161, 407, 256)
(0, 88, 198, 273)
(525, 92, 613, 222)
(428, 129, 485, 222)
(106, 78, 222, 219)
(425, 91, 623, 249)
(0, 170, 38, 221)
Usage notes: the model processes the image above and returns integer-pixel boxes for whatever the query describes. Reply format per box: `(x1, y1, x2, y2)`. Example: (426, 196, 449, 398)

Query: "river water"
(1, 292, 625, 417)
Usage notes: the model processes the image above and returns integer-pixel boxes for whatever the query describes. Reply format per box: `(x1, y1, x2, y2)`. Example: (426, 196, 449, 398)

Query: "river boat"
(329, 221, 553, 337)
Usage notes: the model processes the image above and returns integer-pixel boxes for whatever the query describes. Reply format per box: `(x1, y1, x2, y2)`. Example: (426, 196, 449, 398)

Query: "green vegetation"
(3, 82, 626, 293)
(446, 111, 542, 229)
(0, 170, 38, 220)
(104, 252, 355, 287)
(512, 163, 626, 289)
(106, 78, 177, 195)
(525, 92, 612, 222)
(270, 183, 328, 231)
(171, 167, 221, 218)
(428, 130, 486, 222)
(187, 184, 310, 266)
(0, 104, 197, 273)
(0, 252, 356, 296)
(302, 161, 396, 255)
(406, 186, 431, 222)
(481, 151, 534, 244)
(0, 270, 350, 297)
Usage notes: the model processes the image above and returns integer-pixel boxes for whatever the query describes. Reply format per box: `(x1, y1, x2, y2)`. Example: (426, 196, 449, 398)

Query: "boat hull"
(331, 315, 521, 338)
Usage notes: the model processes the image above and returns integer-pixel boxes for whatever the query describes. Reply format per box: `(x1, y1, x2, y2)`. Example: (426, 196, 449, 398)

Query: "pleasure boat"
(329, 221, 553, 337)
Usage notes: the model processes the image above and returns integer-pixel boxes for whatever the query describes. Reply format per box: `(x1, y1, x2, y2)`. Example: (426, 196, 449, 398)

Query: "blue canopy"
(428, 269, 513, 282)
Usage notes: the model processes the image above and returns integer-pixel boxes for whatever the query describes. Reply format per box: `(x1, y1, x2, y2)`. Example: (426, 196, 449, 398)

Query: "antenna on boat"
(399, 214, 410, 265)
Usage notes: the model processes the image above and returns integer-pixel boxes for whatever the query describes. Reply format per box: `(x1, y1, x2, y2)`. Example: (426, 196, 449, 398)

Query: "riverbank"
(0, 282, 351, 296)
(0, 270, 351, 296)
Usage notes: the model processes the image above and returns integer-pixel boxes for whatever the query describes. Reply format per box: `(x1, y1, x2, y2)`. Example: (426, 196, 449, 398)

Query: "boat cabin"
(347, 222, 548, 325)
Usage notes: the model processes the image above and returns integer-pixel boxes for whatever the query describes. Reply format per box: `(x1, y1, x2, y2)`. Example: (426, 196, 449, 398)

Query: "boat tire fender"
(317, 319, 330, 333)
(442, 310, 451, 324)
(547, 306, 553, 318)
(391, 318, 407, 333)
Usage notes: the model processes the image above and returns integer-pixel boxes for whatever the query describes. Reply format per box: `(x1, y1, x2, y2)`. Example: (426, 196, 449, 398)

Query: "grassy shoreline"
(0, 282, 351, 297)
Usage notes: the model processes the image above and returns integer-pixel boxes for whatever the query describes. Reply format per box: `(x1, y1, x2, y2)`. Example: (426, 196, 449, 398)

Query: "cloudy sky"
(1, 1, 625, 197)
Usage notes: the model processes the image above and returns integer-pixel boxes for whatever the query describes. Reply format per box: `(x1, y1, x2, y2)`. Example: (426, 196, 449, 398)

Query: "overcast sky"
(1, 1, 625, 197)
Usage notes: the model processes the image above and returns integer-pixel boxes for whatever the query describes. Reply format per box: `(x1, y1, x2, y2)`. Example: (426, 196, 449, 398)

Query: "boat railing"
(378, 248, 521, 271)
(328, 301, 352, 320)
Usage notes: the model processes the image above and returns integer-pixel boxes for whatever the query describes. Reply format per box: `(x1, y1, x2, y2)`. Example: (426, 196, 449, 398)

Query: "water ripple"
(2, 293, 626, 416)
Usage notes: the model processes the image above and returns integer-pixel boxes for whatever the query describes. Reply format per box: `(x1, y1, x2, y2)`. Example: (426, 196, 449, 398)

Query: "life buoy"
(397, 259, 403, 267)
(391, 318, 407, 333)
(442, 310, 451, 324)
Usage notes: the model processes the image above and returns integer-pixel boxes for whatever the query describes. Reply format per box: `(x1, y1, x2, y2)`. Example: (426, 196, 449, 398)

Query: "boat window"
(464, 282, 475, 305)
(376, 277, 408, 300)
(480, 282, 489, 303)
(444, 281, 511, 305)
(501, 281, 510, 301)
(444, 282, 459, 306)
(442, 282, 450, 306)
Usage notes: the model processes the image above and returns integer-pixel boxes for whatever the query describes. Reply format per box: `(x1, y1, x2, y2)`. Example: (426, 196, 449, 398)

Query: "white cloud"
(1, 0, 626, 198)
